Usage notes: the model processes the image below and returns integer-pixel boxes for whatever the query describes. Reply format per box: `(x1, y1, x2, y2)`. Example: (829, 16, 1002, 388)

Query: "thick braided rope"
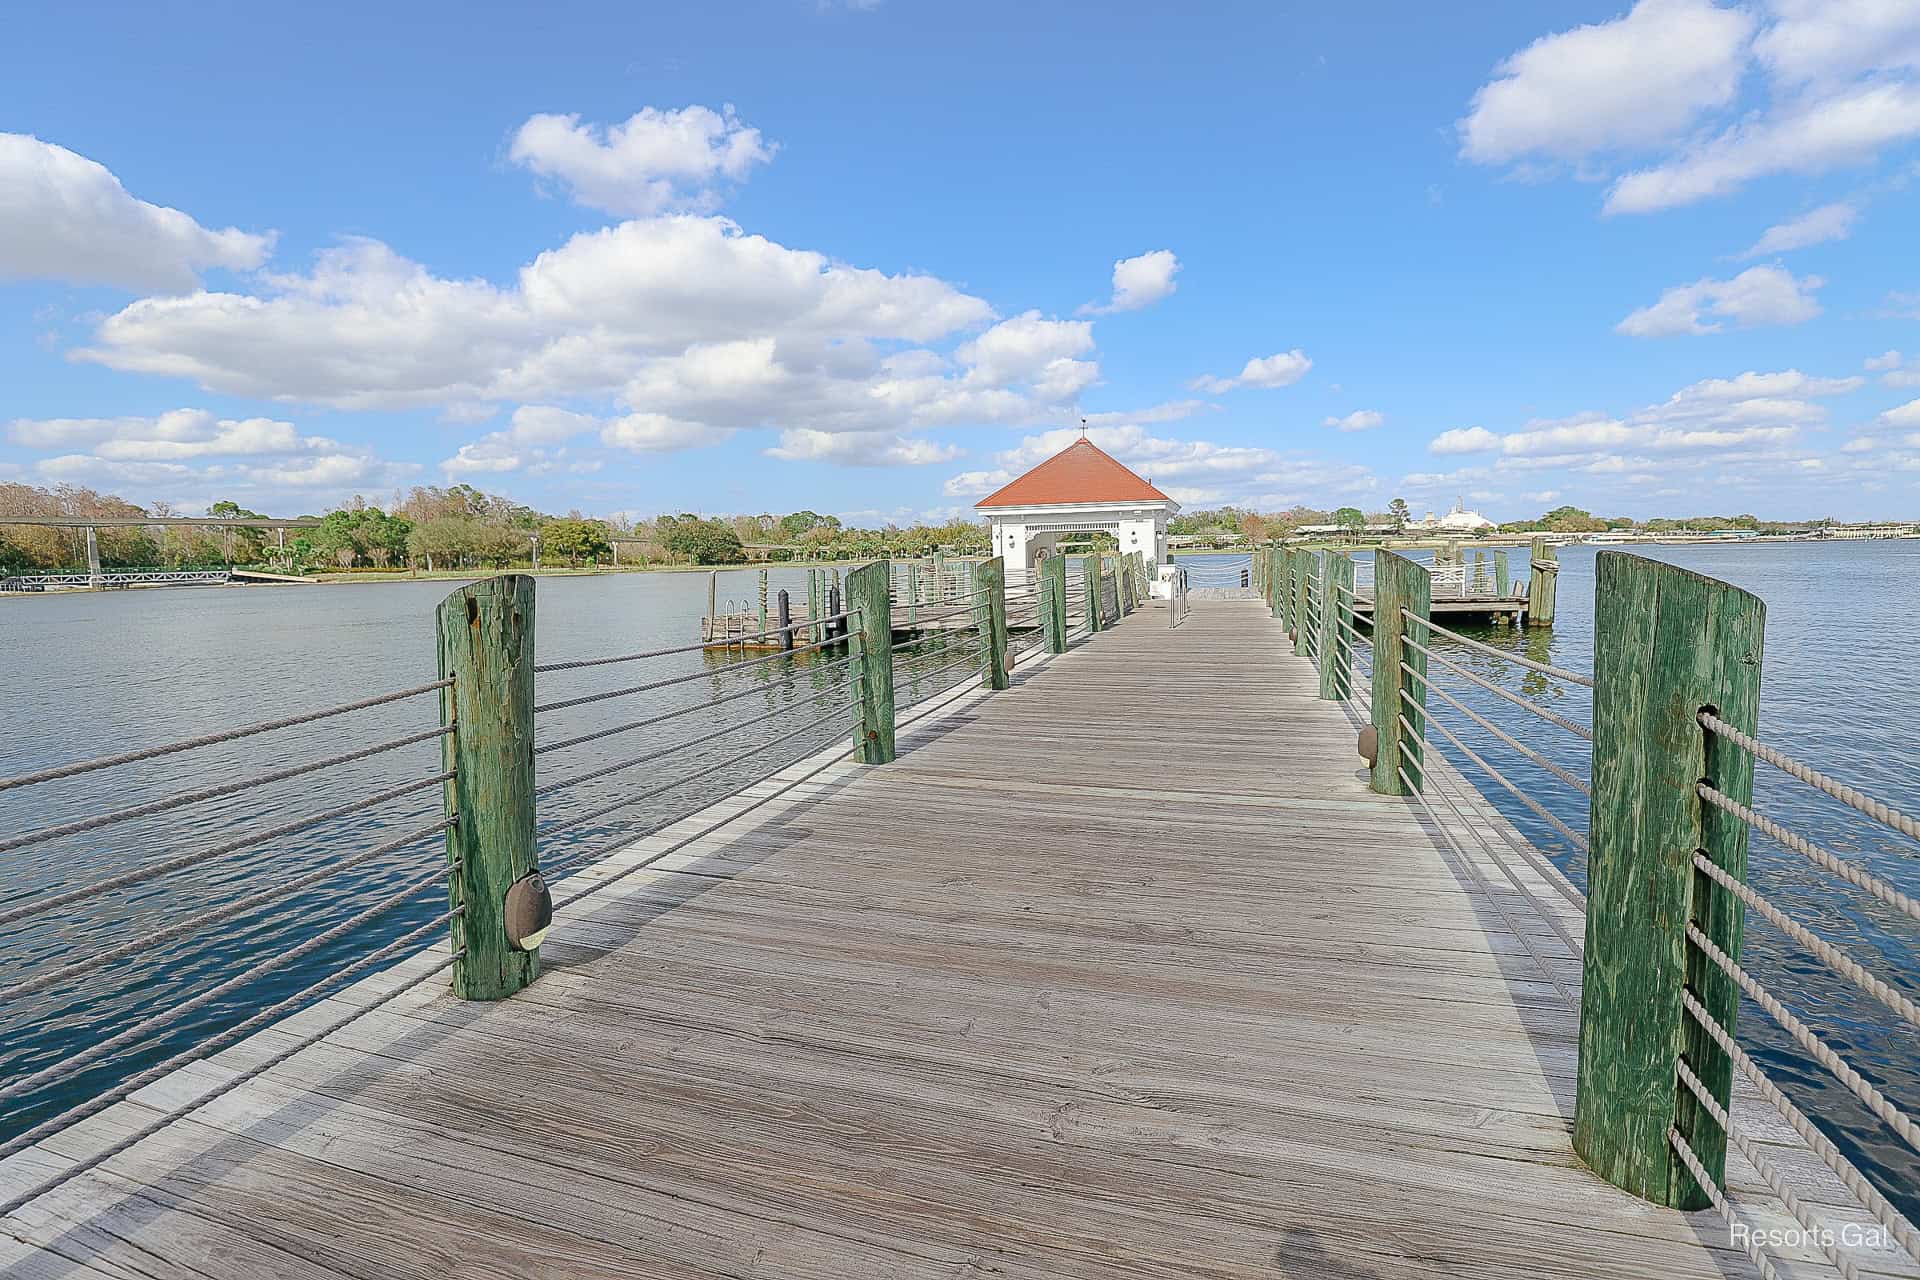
(1400, 629, 1594, 742)
(1686, 923, 1919, 1156)
(1398, 760, 1581, 1010)
(1674, 1056, 1860, 1280)
(0, 863, 453, 1106)
(1697, 783, 1920, 925)
(1699, 710, 1920, 845)
(1682, 990, 1920, 1262)
(1666, 1127, 1782, 1280)
(0, 941, 461, 1218)
(1400, 662, 1591, 797)
(0, 724, 450, 857)
(0, 816, 453, 1003)
(1692, 853, 1920, 1031)
(1417, 614, 1594, 687)
(0, 679, 451, 794)
(1408, 689, 1592, 856)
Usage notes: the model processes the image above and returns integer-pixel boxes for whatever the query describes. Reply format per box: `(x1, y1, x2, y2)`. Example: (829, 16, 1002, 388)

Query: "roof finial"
(1078, 417, 1089, 442)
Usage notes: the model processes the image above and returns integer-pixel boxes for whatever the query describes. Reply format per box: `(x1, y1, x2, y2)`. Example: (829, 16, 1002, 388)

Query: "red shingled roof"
(974, 437, 1172, 508)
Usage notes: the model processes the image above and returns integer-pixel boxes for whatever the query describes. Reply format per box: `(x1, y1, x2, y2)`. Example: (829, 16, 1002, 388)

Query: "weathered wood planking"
(1, 599, 1904, 1280)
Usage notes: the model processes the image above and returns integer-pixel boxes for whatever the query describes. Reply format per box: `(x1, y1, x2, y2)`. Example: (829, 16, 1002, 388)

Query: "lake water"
(0, 565, 1002, 1151)
(3, 549, 1916, 1220)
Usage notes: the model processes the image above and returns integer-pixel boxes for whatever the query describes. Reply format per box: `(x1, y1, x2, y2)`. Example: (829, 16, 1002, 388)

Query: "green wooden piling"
(1368, 552, 1430, 797)
(1527, 537, 1558, 628)
(1293, 549, 1312, 656)
(905, 561, 919, 625)
(1042, 555, 1068, 653)
(1573, 553, 1764, 1210)
(976, 555, 1009, 689)
(1325, 553, 1355, 698)
(757, 569, 769, 639)
(1083, 553, 1104, 632)
(1316, 553, 1342, 699)
(805, 569, 820, 644)
(1268, 547, 1284, 621)
(1494, 550, 1511, 597)
(845, 560, 896, 764)
(436, 575, 540, 1001)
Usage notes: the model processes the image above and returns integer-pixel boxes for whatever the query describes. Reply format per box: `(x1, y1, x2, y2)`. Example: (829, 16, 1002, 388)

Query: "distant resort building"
(974, 437, 1178, 574)
(1408, 497, 1497, 534)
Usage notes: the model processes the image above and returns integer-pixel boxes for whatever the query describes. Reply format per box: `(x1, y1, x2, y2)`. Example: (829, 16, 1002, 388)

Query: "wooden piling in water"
(1574, 553, 1764, 1210)
(1324, 552, 1355, 697)
(1368, 552, 1429, 798)
(1042, 555, 1068, 654)
(1292, 550, 1311, 656)
(1316, 553, 1341, 700)
(1527, 538, 1558, 628)
(1083, 553, 1104, 632)
(846, 561, 896, 764)
(777, 589, 793, 651)
(977, 556, 1009, 689)
(757, 569, 769, 639)
(1494, 550, 1510, 597)
(435, 575, 539, 1001)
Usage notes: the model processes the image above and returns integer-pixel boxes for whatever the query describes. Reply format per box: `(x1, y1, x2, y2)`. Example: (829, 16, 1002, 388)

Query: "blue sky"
(4, 0, 1920, 524)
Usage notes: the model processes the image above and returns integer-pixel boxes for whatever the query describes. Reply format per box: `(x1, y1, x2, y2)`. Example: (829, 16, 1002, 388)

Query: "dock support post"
(1117, 555, 1134, 616)
(977, 556, 1009, 689)
(1083, 554, 1104, 633)
(436, 575, 540, 1001)
(1494, 550, 1510, 597)
(1324, 553, 1355, 698)
(1317, 553, 1342, 699)
(1041, 555, 1068, 653)
(933, 551, 948, 601)
(777, 589, 794, 651)
(1268, 547, 1284, 621)
(1368, 552, 1430, 797)
(1527, 538, 1558, 628)
(758, 569, 769, 639)
(1292, 550, 1311, 656)
(707, 571, 718, 639)
(1574, 553, 1764, 1210)
(846, 560, 896, 764)
(906, 561, 919, 625)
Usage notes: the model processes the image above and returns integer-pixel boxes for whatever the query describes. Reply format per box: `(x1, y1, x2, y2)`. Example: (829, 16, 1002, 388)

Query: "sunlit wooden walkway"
(2, 600, 1898, 1278)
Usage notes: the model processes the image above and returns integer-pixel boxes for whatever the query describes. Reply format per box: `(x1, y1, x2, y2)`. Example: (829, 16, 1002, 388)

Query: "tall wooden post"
(977, 556, 1009, 689)
(846, 561, 896, 764)
(1494, 550, 1511, 597)
(1574, 554, 1765, 1209)
(1527, 537, 1558, 628)
(757, 569, 769, 639)
(1325, 553, 1355, 698)
(1083, 553, 1104, 632)
(906, 561, 919, 625)
(1268, 548, 1284, 621)
(1368, 552, 1430, 797)
(1041, 555, 1068, 653)
(436, 575, 539, 1001)
(933, 551, 948, 601)
(777, 589, 794, 651)
(1317, 553, 1342, 699)
(1293, 549, 1312, 656)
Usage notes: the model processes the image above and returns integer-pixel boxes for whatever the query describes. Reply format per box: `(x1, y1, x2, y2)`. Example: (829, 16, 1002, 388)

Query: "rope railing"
(0, 678, 451, 794)
(1400, 628, 1594, 742)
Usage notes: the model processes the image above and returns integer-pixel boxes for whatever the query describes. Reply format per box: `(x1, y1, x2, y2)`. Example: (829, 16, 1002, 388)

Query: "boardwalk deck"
(2, 601, 1905, 1278)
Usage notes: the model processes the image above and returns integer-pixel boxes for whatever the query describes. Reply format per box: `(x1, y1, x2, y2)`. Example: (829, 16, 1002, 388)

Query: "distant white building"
(1410, 497, 1496, 534)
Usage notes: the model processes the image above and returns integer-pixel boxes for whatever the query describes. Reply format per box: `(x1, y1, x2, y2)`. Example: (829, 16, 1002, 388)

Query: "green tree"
(662, 515, 746, 564)
(1387, 498, 1411, 532)
(1334, 506, 1366, 542)
(542, 517, 612, 566)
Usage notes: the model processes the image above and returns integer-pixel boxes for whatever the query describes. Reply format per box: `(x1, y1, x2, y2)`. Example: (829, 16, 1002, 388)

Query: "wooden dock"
(1, 598, 1907, 1278)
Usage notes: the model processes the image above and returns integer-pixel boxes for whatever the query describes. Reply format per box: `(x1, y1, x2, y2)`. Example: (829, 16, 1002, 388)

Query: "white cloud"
(1607, 81, 1920, 213)
(1615, 266, 1823, 337)
(943, 468, 1012, 497)
(1884, 399, 1920, 427)
(1081, 400, 1207, 427)
(1458, 0, 1754, 165)
(1189, 349, 1312, 393)
(0, 133, 273, 292)
(1430, 426, 1500, 454)
(1323, 409, 1383, 432)
(7, 409, 410, 508)
(1866, 350, 1903, 371)
(1738, 202, 1858, 257)
(440, 405, 603, 475)
(601, 413, 734, 453)
(507, 105, 774, 216)
(765, 428, 962, 466)
(1752, 0, 1920, 89)
(1080, 249, 1179, 314)
(957, 312, 1095, 388)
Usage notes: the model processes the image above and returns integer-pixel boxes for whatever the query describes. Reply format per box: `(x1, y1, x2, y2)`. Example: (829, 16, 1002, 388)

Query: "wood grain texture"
(4, 597, 1887, 1280)
(977, 555, 1009, 690)
(846, 560, 896, 764)
(435, 574, 538, 1001)
(1041, 555, 1068, 654)
(1369, 552, 1431, 797)
(1528, 537, 1558, 628)
(1575, 552, 1766, 1209)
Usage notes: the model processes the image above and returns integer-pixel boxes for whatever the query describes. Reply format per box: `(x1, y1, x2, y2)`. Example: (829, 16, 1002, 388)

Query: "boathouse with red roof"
(973, 435, 1180, 575)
